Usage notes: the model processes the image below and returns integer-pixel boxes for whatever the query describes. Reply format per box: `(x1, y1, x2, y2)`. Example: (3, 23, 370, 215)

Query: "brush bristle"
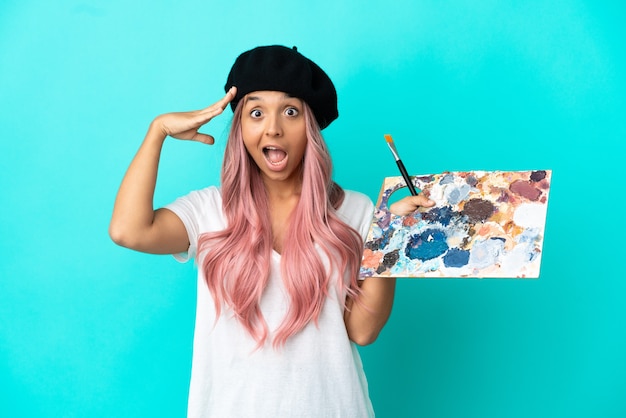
(384, 134, 393, 143)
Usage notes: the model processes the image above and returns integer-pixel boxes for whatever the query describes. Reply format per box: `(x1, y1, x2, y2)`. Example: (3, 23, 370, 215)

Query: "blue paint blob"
(440, 173, 455, 185)
(443, 248, 471, 268)
(447, 183, 471, 205)
(405, 229, 449, 261)
(365, 227, 396, 251)
(468, 239, 505, 269)
(448, 188, 461, 203)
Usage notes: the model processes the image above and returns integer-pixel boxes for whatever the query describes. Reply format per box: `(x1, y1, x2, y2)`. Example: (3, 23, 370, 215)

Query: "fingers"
(407, 194, 435, 208)
(178, 88, 238, 143)
(222, 86, 237, 107)
(199, 86, 237, 116)
(160, 88, 238, 144)
(388, 193, 435, 216)
(191, 133, 216, 145)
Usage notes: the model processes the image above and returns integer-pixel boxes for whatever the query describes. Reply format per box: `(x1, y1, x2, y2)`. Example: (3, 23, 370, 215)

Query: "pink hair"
(197, 101, 363, 348)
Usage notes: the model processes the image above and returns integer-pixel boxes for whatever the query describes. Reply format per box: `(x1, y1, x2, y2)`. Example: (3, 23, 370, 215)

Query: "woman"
(109, 45, 433, 417)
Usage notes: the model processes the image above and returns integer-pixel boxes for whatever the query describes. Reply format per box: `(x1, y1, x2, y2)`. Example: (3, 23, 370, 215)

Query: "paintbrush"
(384, 134, 419, 196)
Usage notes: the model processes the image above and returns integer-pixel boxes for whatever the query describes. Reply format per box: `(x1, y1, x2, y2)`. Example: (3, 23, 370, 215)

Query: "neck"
(263, 177, 302, 255)
(261, 173, 303, 202)
(265, 181, 301, 203)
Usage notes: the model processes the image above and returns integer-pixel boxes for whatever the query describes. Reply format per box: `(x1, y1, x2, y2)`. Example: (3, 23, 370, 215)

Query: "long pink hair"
(197, 100, 363, 348)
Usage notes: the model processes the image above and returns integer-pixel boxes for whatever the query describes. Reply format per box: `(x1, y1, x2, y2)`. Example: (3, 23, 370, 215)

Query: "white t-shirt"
(166, 187, 376, 418)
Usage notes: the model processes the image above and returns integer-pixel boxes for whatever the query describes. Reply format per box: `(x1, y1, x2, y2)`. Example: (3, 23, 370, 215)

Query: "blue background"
(1, 1, 625, 417)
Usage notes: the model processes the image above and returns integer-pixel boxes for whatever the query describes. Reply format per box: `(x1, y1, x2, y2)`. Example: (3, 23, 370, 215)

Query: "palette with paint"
(360, 170, 551, 278)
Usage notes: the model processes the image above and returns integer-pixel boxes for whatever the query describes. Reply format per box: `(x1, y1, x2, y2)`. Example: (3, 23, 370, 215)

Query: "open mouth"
(263, 146, 288, 166)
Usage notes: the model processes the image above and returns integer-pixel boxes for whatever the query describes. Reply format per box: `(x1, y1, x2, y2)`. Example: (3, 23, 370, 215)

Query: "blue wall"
(1, 1, 625, 417)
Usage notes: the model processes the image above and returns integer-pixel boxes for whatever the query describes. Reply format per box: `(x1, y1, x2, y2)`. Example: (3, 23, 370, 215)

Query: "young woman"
(110, 45, 433, 417)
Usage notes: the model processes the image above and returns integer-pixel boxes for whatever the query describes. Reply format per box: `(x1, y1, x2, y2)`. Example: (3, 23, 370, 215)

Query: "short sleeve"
(337, 190, 375, 241)
(164, 186, 224, 263)
(336, 191, 375, 281)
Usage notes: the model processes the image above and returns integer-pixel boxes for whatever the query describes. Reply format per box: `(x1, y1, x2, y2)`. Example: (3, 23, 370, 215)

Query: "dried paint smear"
(360, 170, 552, 278)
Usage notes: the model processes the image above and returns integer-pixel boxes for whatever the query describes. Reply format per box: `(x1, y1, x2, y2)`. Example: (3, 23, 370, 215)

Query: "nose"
(265, 113, 283, 137)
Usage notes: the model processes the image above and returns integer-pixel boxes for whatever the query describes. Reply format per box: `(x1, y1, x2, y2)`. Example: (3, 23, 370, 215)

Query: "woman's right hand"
(109, 87, 237, 254)
(152, 86, 237, 144)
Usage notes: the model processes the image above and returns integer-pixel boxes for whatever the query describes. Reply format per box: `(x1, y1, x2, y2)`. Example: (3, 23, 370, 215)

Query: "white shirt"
(166, 187, 376, 418)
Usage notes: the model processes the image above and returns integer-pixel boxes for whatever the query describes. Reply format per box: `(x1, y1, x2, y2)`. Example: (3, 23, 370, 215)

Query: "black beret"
(225, 45, 338, 130)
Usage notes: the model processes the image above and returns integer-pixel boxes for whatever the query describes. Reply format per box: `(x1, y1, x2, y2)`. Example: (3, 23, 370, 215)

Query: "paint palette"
(360, 170, 552, 278)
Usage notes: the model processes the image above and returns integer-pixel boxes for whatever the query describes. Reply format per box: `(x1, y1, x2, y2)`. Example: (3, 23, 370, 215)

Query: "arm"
(344, 194, 434, 346)
(108, 87, 236, 254)
(344, 277, 397, 346)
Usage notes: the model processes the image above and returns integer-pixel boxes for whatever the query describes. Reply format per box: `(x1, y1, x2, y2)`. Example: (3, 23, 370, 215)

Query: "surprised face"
(240, 91, 308, 189)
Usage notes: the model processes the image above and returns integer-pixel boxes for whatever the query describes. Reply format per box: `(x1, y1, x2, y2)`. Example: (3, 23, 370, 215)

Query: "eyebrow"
(244, 93, 296, 104)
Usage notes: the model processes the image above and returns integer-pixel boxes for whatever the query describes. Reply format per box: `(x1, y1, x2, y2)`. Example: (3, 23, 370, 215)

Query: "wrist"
(146, 119, 168, 144)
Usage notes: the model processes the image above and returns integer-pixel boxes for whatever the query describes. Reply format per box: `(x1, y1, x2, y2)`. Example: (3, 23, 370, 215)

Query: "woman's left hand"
(388, 194, 435, 216)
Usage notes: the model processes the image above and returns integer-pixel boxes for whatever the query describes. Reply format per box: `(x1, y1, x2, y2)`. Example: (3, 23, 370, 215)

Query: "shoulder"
(184, 185, 222, 200)
(337, 190, 375, 233)
(164, 186, 227, 245)
(340, 190, 374, 214)
(164, 186, 223, 222)
(169, 186, 222, 209)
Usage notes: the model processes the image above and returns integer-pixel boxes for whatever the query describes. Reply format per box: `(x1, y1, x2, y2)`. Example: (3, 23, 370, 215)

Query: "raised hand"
(152, 86, 237, 144)
(109, 87, 238, 254)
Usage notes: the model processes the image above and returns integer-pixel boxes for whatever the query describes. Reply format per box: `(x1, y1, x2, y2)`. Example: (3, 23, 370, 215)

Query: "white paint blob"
(513, 203, 548, 229)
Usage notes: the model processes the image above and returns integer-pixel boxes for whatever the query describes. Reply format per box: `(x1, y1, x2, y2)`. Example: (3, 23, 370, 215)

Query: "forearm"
(343, 194, 435, 344)
(109, 123, 166, 247)
(344, 277, 396, 346)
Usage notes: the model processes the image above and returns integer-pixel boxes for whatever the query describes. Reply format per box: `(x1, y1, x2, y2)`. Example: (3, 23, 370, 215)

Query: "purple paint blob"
(376, 210, 392, 229)
(466, 175, 478, 186)
(415, 175, 435, 183)
(510, 180, 542, 201)
(530, 170, 547, 182)
(405, 229, 449, 261)
(382, 249, 400, 269)
(497, 190, 511, 203)
(423, 206, 457, 226)
(461, 199, 495, 223)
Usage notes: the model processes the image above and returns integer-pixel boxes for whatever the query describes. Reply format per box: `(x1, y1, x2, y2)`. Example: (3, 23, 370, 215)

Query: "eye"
(284, 107, 299, 117)
(250, 109, 262, 118)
